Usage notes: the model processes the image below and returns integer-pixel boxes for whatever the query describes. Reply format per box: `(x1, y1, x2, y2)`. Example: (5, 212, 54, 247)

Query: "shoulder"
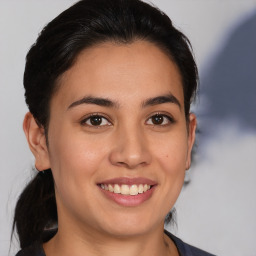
(165, 230, 217, 256)
(15, 242, 45, 256)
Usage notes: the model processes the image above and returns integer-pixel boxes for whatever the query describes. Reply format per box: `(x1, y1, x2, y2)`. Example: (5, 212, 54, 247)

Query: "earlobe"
(185, 113, 197, 170)
(23, 112, 51, 171)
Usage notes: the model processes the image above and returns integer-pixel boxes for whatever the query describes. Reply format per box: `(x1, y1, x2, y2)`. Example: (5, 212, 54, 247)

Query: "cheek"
(151, 132, 188, 205)
(47, 129, 110, 212)
(47, 126, 109, 184)
(153, 132, 188, 173)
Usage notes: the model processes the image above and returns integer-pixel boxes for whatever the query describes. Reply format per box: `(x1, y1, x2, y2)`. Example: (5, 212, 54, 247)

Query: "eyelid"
(80, 113, 113, 127)
(145, 112, 175, 125)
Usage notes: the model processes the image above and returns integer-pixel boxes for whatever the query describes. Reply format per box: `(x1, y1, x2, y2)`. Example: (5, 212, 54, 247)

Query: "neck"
(43, 223, 178, 256)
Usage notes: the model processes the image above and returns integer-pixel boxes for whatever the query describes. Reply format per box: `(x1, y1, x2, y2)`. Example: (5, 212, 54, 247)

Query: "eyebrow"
(67, 96, 119, 109)
(67, 93, 181, 110)
(141, 93, 181, 109)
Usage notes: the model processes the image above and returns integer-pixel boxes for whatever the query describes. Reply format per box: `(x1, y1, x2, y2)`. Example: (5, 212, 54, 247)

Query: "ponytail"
(12, 169, 57, 249)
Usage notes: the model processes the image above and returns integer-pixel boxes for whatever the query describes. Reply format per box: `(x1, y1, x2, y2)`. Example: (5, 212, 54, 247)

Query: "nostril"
(116, 161, 130, 168)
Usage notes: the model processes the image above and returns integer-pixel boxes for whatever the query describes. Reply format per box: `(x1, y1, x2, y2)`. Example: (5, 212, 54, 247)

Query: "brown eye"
(151, 114, 164, 125)
(146, 114, 174, 126)
(82, 115, 111, 127)
(90, 116, 103, 126)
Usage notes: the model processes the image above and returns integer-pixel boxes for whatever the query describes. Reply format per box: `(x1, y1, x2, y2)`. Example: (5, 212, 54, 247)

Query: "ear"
(185, 113, 197, 170)
(23, 112, 51, 171)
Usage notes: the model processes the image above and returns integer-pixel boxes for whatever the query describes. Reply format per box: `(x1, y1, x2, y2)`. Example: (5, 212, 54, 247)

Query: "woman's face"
(40, 40, 196, 238)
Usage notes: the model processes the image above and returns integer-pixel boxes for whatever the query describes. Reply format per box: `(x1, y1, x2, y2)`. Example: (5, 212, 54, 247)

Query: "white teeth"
(138, 184, 144, 194)
(114, 184, 121, 193)
(130, 185, 139, 195)
(143, 184, 149, 192)
(120, 185, 130, 195)
(109, 184, 114, 192)
(100, 184, 152, 195)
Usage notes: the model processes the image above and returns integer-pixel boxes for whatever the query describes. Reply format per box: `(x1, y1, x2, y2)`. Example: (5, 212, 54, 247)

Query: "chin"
(96, 211, 164, 238)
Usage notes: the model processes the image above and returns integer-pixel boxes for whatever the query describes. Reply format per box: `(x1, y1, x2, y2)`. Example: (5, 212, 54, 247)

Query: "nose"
(109, 125, 152, 169)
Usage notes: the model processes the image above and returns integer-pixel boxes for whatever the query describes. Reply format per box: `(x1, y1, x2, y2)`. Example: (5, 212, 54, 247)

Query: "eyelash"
(80, 113, 175, 128)
(80, 113, 112, 127)
(145, 113, 175, 126)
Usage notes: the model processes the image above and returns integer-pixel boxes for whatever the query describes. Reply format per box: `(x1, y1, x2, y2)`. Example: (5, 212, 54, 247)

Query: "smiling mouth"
(99, 184, 152, 196)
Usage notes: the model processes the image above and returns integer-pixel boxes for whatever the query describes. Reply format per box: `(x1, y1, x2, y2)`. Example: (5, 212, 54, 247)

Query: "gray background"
(0, 0, 255, 255)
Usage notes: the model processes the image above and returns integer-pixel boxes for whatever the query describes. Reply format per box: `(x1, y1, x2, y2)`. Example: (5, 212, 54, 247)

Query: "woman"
(13, 0, 214, 255)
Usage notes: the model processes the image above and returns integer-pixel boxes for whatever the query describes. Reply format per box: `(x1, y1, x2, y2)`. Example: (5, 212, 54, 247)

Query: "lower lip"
(99, 186, 156, 207)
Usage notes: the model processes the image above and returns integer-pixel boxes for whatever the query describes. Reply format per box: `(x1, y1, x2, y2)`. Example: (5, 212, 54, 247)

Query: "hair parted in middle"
(24, 0, 198, 133)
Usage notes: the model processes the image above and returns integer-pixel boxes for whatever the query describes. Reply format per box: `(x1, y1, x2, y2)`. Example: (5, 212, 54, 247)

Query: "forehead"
(54, 40, 184, 109)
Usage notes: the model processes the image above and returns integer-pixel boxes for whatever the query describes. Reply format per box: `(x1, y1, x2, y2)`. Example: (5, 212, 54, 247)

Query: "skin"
(24, 40, 196, 256)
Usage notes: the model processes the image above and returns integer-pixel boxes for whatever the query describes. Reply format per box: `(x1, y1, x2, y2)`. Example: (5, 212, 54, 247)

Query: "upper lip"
(97, 177, 157, 186)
